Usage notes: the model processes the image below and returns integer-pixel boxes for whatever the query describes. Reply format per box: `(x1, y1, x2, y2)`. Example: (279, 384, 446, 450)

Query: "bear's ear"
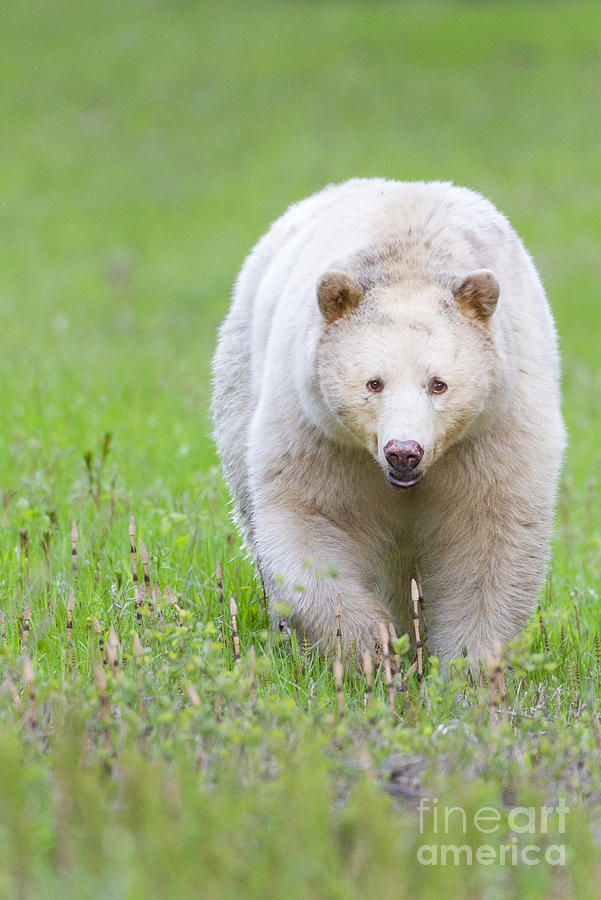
(316, 270, 363, 324)
(453, 269, 500, 321)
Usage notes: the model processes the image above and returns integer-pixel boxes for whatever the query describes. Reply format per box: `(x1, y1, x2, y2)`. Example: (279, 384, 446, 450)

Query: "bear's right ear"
(316, 270, 363, 324)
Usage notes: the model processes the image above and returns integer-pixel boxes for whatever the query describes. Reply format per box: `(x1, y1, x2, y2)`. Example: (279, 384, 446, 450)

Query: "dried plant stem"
(537, 601, 550, 653)
(24, 655, 36, 731)
(41, 531, 52, 604)
(129, 518, 143, 626)
(23, 604, 31, 649)
(335, 596, 342, 664)
(129, 515, 137, 580)
(388, 622, 400, 672)
(134, 583, 144, 627)
(165, 586, 184, 626)
(139, 541, 154, 615)
(67, 589, 76, 672)
(229, 596, 240, 664)
(106, 627, 119, 678)
(186, 684, 201, 708)
(132, 632, 145, 717)
(486, 639, 507, 726)
(154, 582, 165, 631)
(362, 650, 373, 708)
(333, 657, 344, 719)
(216, 560, 224, 641)
(71, 521, 78, 571)
(92, 617, 108, 667)
(573, 599, 582, 642)
(401, 660, 418, 712)
(215, 694, 223, 723)
(493, 638, 508, 723)
(379, 624, 395, 716)
(410, 578, 424, 695)
(0, 610, 6, 648)
(129, 515, 142, 624)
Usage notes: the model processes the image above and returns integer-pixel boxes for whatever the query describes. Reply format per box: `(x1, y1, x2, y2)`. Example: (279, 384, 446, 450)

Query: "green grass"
(1, 0, 601, 895)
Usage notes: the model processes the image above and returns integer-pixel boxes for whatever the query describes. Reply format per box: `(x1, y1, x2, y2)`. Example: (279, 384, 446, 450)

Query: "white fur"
(212, 179, 566, 665)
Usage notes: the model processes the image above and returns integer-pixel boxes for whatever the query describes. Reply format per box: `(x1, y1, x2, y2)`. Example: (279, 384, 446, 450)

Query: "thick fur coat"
(212, 179, 565, 665)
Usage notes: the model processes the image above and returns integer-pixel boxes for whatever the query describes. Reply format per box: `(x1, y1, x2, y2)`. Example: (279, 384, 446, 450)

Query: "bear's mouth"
(385, 469, 424, 490)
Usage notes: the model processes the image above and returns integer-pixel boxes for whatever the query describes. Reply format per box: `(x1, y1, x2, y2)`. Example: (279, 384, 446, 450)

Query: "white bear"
(212, 178, 565, 666)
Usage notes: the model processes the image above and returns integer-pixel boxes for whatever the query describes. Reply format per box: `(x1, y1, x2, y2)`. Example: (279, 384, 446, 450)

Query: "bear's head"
(315, 267, 504, 489)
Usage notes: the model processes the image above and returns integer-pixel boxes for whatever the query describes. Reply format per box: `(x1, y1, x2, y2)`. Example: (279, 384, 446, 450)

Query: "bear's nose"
(384, 439, 424, 471)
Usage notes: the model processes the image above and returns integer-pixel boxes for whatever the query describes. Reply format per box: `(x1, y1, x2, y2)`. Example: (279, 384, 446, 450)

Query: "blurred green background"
(2, 0, 600, 498)
(1, 4, 601, 893)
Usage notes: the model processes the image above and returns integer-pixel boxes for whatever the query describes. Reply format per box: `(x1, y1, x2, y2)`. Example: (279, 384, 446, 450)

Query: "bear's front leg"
(420, 505, 551, 670)
(252, 500, 393, 657)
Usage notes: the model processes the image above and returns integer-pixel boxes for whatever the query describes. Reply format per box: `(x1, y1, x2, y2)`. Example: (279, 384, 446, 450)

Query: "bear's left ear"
(453, 269, 500, 321)
(316, 270, 363, 324)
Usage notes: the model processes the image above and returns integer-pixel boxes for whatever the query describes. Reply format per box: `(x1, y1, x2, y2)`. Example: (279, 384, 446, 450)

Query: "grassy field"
(2, 0, 601, 895)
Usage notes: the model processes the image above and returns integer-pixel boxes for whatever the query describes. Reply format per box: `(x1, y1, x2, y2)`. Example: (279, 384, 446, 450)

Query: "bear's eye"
(429, 378, 448, 395)
(366, 378, 384, 393)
